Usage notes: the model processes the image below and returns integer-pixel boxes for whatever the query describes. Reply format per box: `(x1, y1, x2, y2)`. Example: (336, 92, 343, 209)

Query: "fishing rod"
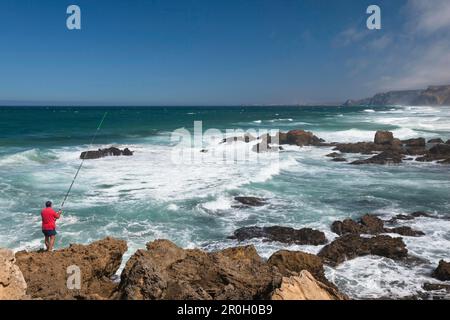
(59, 111, 108, 212)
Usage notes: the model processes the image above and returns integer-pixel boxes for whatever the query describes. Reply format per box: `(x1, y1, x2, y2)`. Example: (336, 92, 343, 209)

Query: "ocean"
(0, 105, 449, 299)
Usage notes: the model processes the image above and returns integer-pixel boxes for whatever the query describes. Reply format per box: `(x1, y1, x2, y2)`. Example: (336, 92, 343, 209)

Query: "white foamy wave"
(317, 128, 419, 143)
(200, 196, 232, 212)
(325, 256, 436, 299)
(0, 149, 58, 166)
(268, 118, 294, 123)
(167, 204, 179, 211)
(364, 109, 375, 113)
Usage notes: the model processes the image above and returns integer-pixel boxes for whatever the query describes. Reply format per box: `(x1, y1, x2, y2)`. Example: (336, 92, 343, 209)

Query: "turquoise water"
(1, 105, 450, 298)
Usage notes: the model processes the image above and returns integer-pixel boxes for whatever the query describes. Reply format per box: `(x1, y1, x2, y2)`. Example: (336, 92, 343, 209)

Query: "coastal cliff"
(344, 85, 450, 106)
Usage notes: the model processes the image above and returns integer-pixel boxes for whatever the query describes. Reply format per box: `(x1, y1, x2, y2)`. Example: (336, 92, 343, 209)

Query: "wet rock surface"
(432, 260, 450, 281)
(331, 214, 424, 237)
(351, 150, 404, 165)
(233, 197, 267, 207)
(80, 147, 133, 160)
(318, 234, 408, 267)
(230, 226, 327, 245)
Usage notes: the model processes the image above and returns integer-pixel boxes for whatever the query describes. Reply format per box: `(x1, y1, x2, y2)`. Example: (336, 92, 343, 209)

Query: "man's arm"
(54, 210, 61, 219)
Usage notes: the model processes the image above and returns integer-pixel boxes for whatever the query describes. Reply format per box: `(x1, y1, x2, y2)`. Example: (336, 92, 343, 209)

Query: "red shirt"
(41, 208, 60, 230)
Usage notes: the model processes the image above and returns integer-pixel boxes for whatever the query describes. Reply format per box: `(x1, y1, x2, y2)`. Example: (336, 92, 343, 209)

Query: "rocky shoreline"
(1, 211, 449, 300)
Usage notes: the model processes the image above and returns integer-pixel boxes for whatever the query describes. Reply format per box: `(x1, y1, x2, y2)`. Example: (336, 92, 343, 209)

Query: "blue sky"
(0, 0, 449, 106)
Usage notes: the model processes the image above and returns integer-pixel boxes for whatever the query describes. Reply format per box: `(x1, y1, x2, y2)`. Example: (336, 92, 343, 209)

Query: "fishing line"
(59, 111, 108, 211)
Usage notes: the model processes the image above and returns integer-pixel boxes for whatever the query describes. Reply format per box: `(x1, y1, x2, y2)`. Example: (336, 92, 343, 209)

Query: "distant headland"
(344, 85, 450, 107)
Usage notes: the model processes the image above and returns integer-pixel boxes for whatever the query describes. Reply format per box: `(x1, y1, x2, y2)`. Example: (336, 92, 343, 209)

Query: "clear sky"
(0, 0, 449, 106)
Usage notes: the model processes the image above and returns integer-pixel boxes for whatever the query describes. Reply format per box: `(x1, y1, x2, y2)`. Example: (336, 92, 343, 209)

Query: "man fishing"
(41, 201, 62, 251)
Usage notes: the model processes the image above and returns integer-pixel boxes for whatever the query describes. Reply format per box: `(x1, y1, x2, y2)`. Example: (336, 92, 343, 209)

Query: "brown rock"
(318, 234, 408, 266)
(117, 240, 281, 300)
(230, 226, 327, 245)
(15, 237, 127, 300)
(432, 260, 450, 281)
(374, 131, 394, 145)
(331, 219, 365, 236)
(331, 214, 424, 237)
(334, 142, 382, 154)
(286, 130, 322, 146)
(271, 271, 347, 301)
(0, 249, 28, 300)
(331, 214, 384, 235)
(267, 250, 327, 284)
(360, 214, 385, 234)
(402, 138, 426, 147)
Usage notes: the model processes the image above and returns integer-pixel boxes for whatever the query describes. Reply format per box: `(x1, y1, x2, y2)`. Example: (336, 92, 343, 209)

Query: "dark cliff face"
(344, 85, 450, 106)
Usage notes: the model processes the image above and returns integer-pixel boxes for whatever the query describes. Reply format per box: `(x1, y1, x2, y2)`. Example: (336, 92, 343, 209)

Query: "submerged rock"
(388, 227, 425, 237)
(326, 152, 342, 158)
(432, 260, 450, 281)
(388, 211, 434, 223)
(318, 234, 408, 266)
(230, 226, 327, 245)
(333, 142, 383, 154)
(221, 133, 256, 144)
(234, 197, 267, 207)
(271, 271, 347, 300)
(331, 157, 347, 162)
(0, 249, 28, 300)
(423, 283, 450, 292)
(350, 150, 403, 165)
(15, 237, 127, 300)
(252, 142, 282, 153)
(80, 147, 133, 160)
